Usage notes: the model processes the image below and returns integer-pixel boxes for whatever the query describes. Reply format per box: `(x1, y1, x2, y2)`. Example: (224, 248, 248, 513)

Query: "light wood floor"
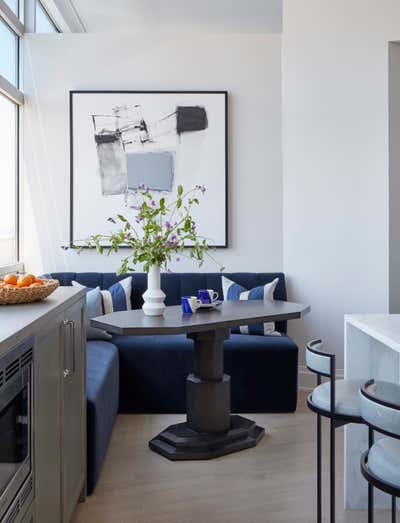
(72, 393, 394, 523)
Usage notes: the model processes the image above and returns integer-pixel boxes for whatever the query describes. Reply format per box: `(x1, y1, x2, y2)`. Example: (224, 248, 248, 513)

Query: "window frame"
(0, 1, 23, 273)
(35, 0, 60, 33)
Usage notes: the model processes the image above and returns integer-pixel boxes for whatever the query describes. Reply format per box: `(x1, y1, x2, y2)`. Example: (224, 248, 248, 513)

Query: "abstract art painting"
(70, 91, 228, 248)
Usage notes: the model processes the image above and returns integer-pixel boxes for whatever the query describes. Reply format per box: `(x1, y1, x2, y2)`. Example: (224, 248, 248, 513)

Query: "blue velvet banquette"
(49, 272, 299, 493)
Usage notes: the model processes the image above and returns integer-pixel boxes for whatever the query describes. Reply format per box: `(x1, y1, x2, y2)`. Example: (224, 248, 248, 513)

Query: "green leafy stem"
(64, 184, 225, 274)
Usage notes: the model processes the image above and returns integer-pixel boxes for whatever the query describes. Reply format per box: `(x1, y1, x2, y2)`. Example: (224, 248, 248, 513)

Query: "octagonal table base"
(149, 327, 265, 460)
(149, 414, 265, 460)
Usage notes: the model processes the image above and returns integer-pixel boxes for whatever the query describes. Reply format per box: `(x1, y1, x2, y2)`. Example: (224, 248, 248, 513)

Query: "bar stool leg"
(330, 419, 335, 523)
(392, 496, 396, 523)
(317, 413, 322, 523)
(368, 428, 374, 523)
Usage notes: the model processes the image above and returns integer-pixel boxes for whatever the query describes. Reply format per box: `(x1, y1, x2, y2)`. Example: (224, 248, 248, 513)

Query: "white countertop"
(0, 286, 85, 353)
(345, 314, 400, 353)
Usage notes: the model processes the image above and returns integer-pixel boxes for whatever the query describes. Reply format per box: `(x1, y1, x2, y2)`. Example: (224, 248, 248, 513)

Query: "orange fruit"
(3, 273, 18, 285)
(0, 283, 5, 289)
(34, 278, 44, 285)
(5, 284, 17, 288)
(17, 274, 35, 288)
(30, 282, 43, 288)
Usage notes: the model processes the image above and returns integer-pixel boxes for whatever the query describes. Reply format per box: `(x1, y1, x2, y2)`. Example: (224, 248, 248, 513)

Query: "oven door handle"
(63, 320, 75, 378)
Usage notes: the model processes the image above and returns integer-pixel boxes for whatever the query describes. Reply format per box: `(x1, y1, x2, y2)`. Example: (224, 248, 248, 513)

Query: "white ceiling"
(71, 0, 282, 34)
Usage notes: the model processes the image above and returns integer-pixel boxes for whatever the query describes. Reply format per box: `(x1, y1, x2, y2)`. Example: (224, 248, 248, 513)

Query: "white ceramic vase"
(142, 265, 166, 316)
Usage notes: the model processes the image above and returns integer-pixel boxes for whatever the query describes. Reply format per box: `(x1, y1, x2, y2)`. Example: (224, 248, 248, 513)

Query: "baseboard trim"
(298, 365, 344, 391)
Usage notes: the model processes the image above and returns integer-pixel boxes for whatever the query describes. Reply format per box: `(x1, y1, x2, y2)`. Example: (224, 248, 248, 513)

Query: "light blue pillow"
(72, 276, 132, 314)
(222, 276, 281, 336)
(85, 287, 112, 341)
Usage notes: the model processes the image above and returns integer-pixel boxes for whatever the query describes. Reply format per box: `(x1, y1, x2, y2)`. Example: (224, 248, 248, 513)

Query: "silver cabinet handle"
(63, 320, 75, 378)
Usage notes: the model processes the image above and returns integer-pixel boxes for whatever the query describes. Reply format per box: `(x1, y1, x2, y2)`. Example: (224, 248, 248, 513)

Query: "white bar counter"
(345, 314, 400, 509)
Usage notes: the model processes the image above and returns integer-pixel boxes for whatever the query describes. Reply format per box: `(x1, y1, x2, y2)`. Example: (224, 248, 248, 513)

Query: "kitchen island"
(345, 314, 400, 510)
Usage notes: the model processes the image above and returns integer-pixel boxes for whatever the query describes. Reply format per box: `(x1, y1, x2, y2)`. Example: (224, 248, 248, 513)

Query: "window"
(0, 2, 22, 270)
(0, 17, 18, 86)
(0, 0, 64, 271)
(35, 1, 59, 33)
(0, 94, 18, 266)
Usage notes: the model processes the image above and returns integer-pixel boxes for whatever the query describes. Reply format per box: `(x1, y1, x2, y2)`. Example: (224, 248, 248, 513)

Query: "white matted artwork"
(69, 90, 228, 247)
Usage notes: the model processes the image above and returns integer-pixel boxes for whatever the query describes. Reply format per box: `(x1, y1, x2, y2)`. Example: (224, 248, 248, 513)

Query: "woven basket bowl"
(0, 279, 59, 305)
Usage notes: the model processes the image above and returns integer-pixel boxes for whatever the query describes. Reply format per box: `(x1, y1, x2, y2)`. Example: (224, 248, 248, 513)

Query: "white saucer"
(197, 300, 223, 310)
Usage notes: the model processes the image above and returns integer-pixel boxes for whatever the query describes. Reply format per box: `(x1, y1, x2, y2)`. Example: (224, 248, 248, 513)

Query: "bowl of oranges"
(0, 273, 59, 305)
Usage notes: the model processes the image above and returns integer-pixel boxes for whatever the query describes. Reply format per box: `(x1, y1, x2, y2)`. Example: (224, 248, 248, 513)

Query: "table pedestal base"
(149, 328, 265, 461)
(149, 414, 265, 460)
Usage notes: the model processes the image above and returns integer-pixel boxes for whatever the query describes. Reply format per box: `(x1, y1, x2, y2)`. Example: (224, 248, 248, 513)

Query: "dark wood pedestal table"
(92, 300, 309, 461)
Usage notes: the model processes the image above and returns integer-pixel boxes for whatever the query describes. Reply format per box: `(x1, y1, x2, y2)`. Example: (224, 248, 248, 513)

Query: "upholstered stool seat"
(311, 379, 364, 417)
(360, 379, 400, 522)
(368, 438, 400, 489)
(306, 340, 365, 523)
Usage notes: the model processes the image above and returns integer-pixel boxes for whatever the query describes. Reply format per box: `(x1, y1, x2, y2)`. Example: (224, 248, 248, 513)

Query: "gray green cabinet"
(0, 287, 88, 523)
(60, 300, 86, 522)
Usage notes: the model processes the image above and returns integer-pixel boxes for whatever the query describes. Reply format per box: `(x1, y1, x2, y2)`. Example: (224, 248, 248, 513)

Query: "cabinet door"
(61, 298, 86, 523)
(34, 313, 63, 523)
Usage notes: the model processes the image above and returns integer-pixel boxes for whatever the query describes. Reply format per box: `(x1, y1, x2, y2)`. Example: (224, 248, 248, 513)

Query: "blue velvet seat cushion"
(86, 341, 119, 494)
(311, 379, 364, 417)
(368, 438, 400, 488)
(113, 333, 298, 413)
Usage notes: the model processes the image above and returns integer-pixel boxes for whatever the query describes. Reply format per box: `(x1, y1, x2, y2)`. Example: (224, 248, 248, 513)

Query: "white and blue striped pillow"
(222, 276, 281, 336)
(72, 276, 132, 314)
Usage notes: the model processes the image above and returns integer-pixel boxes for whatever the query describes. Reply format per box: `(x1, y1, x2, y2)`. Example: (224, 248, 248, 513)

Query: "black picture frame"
(69, 90, 228, 249)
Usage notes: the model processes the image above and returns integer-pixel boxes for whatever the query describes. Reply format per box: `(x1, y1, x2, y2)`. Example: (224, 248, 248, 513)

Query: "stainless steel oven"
(0, 338, 34, 523)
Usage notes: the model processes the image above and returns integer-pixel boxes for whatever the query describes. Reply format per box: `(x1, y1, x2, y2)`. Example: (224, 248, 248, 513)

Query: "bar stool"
(306, 339, 365, 522)
(360, 379, 400, 523)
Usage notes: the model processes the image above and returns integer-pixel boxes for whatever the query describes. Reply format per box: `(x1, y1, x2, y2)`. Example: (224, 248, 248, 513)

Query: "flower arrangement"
(67, 184, 224, 275)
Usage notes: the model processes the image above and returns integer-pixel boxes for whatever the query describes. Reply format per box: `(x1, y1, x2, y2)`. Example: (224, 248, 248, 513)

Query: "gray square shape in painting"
(127, 152, 174, 192)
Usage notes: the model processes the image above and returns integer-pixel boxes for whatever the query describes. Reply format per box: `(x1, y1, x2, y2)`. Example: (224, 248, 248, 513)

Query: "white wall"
(22, 33, 283, 276)
(282, 0, 400, 370)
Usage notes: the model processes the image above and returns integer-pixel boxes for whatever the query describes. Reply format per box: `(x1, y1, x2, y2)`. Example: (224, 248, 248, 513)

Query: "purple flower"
(165, 221, 171, 229)
(135, 216, 142, 223)
(171, 234, 177, 242)
(138, 182, 145, 189)
(61, 245, 69, 251)
(176, 257, 180, 262)
(151, 200, 156, 206)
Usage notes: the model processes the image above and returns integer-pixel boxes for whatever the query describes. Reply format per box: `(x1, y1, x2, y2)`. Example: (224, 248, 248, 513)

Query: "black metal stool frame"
(306, 340, 364, 523)
(360, 379, 400, 523)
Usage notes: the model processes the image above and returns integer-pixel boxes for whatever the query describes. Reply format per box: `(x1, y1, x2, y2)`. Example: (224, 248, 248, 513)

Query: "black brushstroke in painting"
(176, 106, 208, 134)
